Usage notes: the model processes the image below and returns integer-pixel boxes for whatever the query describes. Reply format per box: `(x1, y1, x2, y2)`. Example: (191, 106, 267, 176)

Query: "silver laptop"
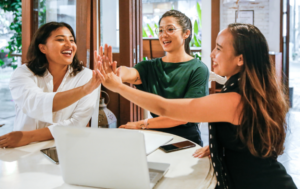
(53, 126, 170, 189)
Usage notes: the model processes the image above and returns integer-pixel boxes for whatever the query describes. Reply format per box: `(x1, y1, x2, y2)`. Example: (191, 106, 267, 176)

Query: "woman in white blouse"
(0, 22, 102, 148)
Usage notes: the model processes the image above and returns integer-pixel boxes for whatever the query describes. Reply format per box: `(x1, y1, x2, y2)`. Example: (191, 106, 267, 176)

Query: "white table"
(0, 130, 216, 189)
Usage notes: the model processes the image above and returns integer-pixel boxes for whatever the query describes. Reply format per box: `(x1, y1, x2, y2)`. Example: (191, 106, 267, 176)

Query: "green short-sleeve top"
(134, 57, 209, 100)
(133, 58, 209, 144)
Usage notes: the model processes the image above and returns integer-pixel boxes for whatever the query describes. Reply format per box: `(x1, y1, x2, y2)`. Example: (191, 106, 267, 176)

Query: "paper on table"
(141, 131, 173, 155)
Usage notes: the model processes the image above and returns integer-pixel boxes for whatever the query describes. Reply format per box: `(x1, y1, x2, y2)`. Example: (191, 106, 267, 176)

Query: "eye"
(70, 39, 75, 42)
(167, 28, 175, 32)
(159, 29, 163, 33)
(57, 39, 64, 42)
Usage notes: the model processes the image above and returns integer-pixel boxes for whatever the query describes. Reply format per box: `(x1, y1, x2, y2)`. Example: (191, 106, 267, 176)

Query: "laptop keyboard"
(149, 171, 160, 182)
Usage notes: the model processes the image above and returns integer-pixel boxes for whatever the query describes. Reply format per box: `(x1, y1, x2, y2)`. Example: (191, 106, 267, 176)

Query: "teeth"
(163, 41, 171, 44)
(213, 62, 217, 65)
(62, 51, 71, 54)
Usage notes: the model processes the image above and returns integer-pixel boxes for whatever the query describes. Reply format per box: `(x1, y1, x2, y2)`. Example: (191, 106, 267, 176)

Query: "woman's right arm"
(117, 66, 142, 85)
(9, 65, 101, 123)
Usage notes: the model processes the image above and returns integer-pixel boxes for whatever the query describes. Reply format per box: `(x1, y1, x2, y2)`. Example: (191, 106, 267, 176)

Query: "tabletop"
(0, 130, 216, 189)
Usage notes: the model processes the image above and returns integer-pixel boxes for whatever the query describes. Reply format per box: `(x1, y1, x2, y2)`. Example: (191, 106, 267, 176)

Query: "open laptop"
(52, 126, 170, 189)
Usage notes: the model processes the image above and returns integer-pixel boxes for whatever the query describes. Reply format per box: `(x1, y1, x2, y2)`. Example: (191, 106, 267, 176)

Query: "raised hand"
(98, 55, 123, 92)
(94, 44, 118, 74)
(82, 61, 102, 95)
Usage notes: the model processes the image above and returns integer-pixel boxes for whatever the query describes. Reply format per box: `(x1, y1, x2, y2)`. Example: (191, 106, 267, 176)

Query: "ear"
(38, 44, 47, 54)
(237, 54, 244, 66)
(184, 29, 191, 39)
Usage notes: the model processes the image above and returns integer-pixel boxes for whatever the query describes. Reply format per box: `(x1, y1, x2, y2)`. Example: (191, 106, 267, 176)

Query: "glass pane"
(33, 0, 76, 33)
(100, 0, 120, 53)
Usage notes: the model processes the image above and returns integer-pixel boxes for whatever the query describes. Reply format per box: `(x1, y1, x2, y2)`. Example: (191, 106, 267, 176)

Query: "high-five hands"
(81, 45, 114, 95)
(94, 44, 119, 76)
(99, 56, 123, 92)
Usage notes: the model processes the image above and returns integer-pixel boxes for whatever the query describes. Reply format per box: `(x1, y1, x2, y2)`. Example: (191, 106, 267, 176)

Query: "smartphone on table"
(40, 146, 59, 164)
(159, 140, 196, 153)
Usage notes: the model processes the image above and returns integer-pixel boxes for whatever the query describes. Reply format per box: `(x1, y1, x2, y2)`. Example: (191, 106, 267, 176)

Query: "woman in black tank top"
(98, 23, 297, 189)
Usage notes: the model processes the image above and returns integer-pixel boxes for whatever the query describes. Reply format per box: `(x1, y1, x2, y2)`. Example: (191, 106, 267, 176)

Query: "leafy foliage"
(143, 27, 148, 37)
(192, 2, 202, 48)
(0, 0, 22, 63)
(147, 23, 155, 37)
(196, 2, 202, 29)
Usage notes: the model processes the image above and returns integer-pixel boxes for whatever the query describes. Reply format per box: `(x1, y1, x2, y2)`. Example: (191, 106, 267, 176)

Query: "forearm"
(53, 85, 88, 112)
(119, 66, 142, 84)
(143, 117, 187, 129)
(25, 127, 53, 143)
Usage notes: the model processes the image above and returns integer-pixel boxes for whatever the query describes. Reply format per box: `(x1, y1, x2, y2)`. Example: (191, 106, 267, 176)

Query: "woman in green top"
(102, 10, 209, 145)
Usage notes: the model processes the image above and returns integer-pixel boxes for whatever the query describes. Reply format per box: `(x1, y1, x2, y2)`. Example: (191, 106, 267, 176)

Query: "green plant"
(147, 23, 155, 37)
(196, 2, 202, 29)
(143, 27, 148, 37)
(193, 52, 202, 61)
(38, 0, 46, 26)
(0, 0, 22, 64)
(191, 2, 202, 48)
(0, 59, 4, 67)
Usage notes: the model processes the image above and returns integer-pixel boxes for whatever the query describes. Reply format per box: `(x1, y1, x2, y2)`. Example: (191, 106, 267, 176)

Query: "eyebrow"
(217, 43, 223, 48)
(159, 24, 175, 28)
(55, 35, 74, 38)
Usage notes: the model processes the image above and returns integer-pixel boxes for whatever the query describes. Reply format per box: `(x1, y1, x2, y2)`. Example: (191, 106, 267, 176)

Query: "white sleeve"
(48, 87, 99, 136)
(9, 66, 55, 123)
(209, 71, 227, 85)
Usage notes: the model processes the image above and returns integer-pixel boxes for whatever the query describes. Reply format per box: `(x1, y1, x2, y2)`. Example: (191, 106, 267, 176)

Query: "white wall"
(220, 0, 281, 52)
(101, 0, 119, 52)
(202, 0, 212, 73)
(268, 0, 281, 52)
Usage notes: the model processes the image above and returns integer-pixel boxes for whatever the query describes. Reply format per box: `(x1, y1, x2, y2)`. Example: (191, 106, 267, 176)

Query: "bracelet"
(142, 118, 149, 130)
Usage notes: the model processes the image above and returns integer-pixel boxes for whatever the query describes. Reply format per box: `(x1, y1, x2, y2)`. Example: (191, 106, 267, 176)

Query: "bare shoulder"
(204, 92, 241, 105)
(188, 92, 242, 125)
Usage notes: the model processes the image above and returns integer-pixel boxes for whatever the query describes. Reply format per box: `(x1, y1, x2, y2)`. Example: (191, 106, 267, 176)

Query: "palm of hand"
(98, 56, 122, 92)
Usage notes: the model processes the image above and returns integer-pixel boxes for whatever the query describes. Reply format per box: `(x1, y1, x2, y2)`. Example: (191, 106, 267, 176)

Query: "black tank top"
(209, 73, 297, 189)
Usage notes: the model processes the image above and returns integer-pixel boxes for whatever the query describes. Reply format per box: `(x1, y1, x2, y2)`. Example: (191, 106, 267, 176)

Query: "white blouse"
(9, 64, 99, 135)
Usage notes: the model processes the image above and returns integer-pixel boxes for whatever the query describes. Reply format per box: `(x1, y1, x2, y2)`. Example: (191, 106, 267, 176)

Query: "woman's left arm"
(0, 128, 53, 148)
(99, 57, 242, 125)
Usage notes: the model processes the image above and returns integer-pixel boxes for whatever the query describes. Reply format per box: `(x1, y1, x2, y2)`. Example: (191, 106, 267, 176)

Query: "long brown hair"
(27, 22, 83, 77)
(228, 23, 289, 158)
(159, 10, 192, 54)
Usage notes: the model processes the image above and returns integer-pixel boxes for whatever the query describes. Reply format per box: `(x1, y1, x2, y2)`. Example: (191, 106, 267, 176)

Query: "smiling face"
(158, 16, 190, 53)
(39, 26, 77, 67)
(210, 28, 243, 78)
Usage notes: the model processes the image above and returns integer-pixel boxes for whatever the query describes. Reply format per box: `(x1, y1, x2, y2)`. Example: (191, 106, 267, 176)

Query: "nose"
(161, 29, 168, 37)
(65, 39, 72, 47)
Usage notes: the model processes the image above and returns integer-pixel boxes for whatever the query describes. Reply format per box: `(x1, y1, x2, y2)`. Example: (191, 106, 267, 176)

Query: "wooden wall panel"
(76, 1, 91, 67)
(143, 40, 151, 60)
(22, 0, 33, 63)
(119, 0, 133, 125)
(151, 40, 165, 58)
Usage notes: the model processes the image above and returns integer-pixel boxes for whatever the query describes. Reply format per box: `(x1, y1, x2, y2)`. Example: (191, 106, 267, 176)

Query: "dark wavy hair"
(26, 22, 83, 77)
(159, 10, 192, 54)
(228, 23, 289, 159)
